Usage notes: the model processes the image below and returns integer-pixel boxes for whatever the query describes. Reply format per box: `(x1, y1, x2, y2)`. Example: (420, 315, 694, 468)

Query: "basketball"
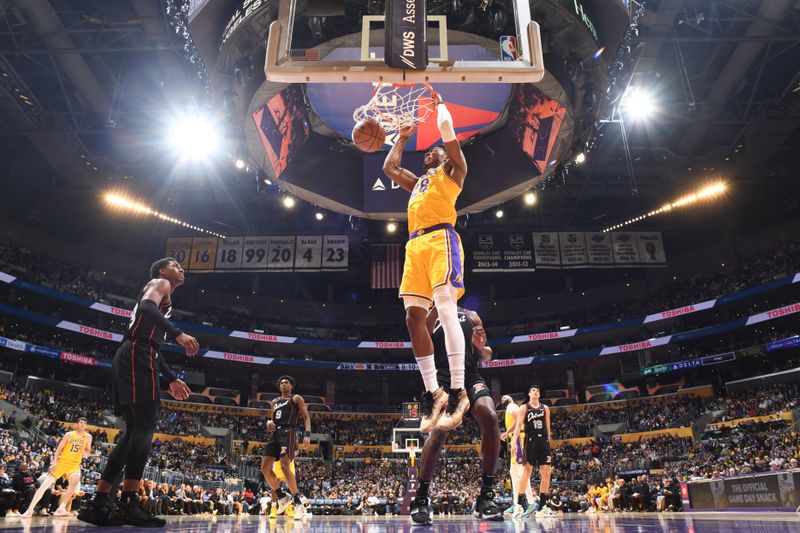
(352, 118, 386, 153)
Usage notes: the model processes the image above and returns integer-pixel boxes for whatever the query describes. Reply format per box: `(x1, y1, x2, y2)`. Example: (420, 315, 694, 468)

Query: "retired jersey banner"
(470, 232, 535, 272)
(558, 232, 588, 268)
(532, 232, 561, 269)
(169, 235, 348, 273)
(635, 232, 667, 265)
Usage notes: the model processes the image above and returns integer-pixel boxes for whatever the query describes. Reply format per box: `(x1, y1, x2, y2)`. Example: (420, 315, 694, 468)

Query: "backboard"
(266, 0, 544, 83)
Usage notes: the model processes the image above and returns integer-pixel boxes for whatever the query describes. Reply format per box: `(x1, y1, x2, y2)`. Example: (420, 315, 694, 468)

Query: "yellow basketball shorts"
(399, 226, 465, 303)
(52, 463, 80, 479)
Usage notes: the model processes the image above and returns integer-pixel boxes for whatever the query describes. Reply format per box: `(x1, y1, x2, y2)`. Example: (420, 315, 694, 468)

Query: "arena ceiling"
(0, 0, 798, 235)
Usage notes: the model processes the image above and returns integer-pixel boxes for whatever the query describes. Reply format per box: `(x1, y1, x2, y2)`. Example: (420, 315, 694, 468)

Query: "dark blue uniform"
(265, 396, 300, 459)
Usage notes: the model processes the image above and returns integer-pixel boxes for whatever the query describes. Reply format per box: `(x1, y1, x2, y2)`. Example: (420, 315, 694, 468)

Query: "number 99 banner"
(166, 235, 349, 273)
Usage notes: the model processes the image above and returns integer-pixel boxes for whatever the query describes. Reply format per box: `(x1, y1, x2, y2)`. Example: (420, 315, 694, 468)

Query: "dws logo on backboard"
(363, 152, 425, 214)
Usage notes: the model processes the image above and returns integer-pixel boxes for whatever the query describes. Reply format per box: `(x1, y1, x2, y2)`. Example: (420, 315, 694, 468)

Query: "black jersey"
(126, 283, 173, 346)
(432, 307, 477, 373)
(272, 396, 299, 429)
(523, 402, 548, 440)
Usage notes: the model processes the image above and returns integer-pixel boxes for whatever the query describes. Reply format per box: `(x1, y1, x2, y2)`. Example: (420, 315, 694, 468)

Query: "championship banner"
(385, 0, 427, 70)
(471, 232, 535, 272)
(611, 232, 640, 264)
(532, 232, 561, 269)
(585, 232, 614, 267)
(188, 237, 218, 271)
(635, 232, 667, 265)
(558, 232, 588, 268)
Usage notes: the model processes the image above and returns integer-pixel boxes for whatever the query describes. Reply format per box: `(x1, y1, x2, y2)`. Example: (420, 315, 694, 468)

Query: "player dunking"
(511, 385, 555, 518)
(79, 258, 198, 527)
(500, 396, 536, 517)
(383, 92, 470, 432)
(22, 417, 92, 518)
(410, 306, 503, 524)
(261, 375, 311, 520)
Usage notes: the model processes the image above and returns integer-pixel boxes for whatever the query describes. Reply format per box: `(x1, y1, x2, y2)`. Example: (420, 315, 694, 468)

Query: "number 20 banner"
(166, 235, 349, 273)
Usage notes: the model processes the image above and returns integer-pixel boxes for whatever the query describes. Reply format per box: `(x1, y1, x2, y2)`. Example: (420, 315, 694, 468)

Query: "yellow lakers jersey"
(407, 165, 461, 234)
(60, 431, 89, 464)
(504, 405, 526, 438)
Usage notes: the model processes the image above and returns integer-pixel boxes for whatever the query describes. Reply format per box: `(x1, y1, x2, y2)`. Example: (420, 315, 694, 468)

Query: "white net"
(353, 83, 435, 134)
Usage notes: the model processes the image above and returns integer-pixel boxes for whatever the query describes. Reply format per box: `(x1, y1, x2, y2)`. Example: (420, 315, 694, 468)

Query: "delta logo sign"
(305, 45, 511, 151)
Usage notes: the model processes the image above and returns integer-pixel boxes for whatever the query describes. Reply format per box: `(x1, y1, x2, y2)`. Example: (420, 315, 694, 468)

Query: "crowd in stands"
(704, 382, 799, 421)
(2, 238, 798, 343)
(0, 375, 797, 517)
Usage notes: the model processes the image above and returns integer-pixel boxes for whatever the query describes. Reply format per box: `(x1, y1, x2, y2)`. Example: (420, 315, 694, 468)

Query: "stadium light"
(315, 212, 324, 221)
(169, 115, 221, 161)
(283, 196, 296, 208)
(234, 158, 245, 169)
(495, 209, 504, 218)
(103, 192, 225, 238)
(524, 192, 537, 206)
(387, 222, 397, 233)
(602, 181, 728, 232)
(621, 87, 657, 121)
(575, 152, 586, 164)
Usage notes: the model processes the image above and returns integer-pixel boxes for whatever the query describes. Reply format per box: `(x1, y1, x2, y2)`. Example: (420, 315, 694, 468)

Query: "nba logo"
(500, 36, 518, 61)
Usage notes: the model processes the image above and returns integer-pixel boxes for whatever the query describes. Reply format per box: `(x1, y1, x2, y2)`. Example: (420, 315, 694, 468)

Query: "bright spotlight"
(235, 158, 245, 169)
(283, 196, 295, 208)
(387, 222, 397, 233)
(495, 209, 504, 218)
(524, 192, 537, 206)
(315, 212, 324, 221)
(621, 87, 657, 121)
(575, 152, 586, 164)
(169, 115, 221, 161)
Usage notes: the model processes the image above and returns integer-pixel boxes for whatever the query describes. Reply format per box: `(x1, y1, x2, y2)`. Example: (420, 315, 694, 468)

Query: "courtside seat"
(248, 400, 271, 409)
(187, 393, 212, 404)
(553, 398, 577, 406)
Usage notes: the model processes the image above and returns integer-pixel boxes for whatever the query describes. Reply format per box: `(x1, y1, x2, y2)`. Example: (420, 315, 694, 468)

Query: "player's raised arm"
(383, 125, 419, 193)
(433, 93, 467, 187)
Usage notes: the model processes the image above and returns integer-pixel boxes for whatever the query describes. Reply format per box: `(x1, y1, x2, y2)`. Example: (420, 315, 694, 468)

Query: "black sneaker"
(474, 490, 504, 521)
(410, 495, 432, 525)
(77, 499, 124, 527)
(115, 497, 166, 527)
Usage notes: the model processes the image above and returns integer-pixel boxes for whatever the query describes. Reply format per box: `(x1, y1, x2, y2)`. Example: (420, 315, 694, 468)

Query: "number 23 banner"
(167, 235, 349, 273)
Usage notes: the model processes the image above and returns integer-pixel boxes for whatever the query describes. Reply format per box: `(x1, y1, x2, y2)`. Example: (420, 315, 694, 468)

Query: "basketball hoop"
(353, 82, 436, 134)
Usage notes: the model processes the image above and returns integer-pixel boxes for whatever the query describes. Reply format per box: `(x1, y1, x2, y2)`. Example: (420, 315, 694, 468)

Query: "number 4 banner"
(295, 236, 322, 271)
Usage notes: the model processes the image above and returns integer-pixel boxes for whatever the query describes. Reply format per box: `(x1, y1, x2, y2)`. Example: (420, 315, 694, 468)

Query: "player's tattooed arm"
(383, 125, 418, 192)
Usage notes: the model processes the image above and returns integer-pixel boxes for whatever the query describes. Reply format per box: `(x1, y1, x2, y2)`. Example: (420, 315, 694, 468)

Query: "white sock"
(432, 285, 466, 390)
(416, 355, 439, 392)
(447, 352, 465, 389)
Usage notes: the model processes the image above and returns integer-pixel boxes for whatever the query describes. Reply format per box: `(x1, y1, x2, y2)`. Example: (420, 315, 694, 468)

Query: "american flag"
(370, 244, 404, 289)
(289, 48, 321, 61)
